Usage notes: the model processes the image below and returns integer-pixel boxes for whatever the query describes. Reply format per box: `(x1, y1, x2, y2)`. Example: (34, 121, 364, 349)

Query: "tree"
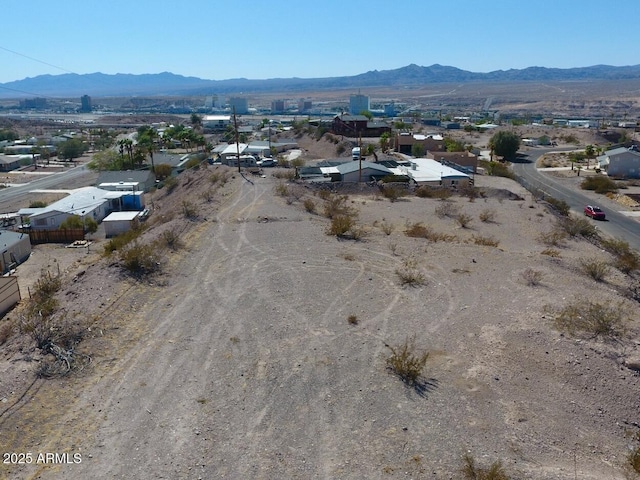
(585, 144, 595, 169)
(87, 150, 126, 171)
(154, 163, 173, 180)
(444, 137, 465, 152)
(489, 131, 520, 160)
(411, 143, 425, 158)
(360, 110, 373, 120)
(190, 113, 203, 131)
(58, 138, 86, 161)
(365, 143, 378, 162)
(380, 132, 390, 153)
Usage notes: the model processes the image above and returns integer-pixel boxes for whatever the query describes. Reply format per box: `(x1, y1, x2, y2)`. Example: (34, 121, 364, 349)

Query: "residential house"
(331, 114, 391, 138)
(395, 133, 445, 155)
(97, 170, 156, 193)
(0, 230, 31, 273)
(597, 147, 640, 178)
(426, 151, 478, 174)
(391, 158, 471, 187)
(0, 155, 24, 172)
(18, 186, 138, 230)
(336, 161, 392, 182)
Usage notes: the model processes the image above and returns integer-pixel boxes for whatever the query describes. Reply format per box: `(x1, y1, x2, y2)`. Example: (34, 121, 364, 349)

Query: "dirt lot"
(1, 133, 640, 479)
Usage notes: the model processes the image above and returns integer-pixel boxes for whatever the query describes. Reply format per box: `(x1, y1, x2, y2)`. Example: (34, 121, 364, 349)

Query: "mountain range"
(2, 63, 640, 98)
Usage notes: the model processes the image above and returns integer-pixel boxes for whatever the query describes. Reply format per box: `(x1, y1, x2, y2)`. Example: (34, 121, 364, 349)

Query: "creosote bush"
(471, 235, 499, 247)
(405, 222, 456, 242)
(386, 335, 429, 386)
(395, 257, 425, 286)
(303, 198, 316, 213)
(456, 213, 472, 228)
(161, 229, 182, 250)
(557, 215, 598, 238)
(347, 314, 358, 325)
(182, 200, 198, 219)
(479, 209, 496, 223)
(521, 268, 543, 286)
(104, 226, 145, 255)
(580, 259, 610, 282)
(435, 201, 460, 219)
(550, 299, 627, 339)
(581, 175, 619, 194)
(120, 241, 160, 277)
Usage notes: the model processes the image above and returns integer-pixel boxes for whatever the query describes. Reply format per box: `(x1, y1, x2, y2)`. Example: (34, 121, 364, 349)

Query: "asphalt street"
(512, 149, 640, 250)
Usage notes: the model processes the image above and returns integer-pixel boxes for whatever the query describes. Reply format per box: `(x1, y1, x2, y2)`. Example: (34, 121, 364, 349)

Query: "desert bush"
(461, 185, 481, 202)
(600, 238, 640, 274)
(120, 241, 160, 277)
(435, 201, 460, 219)
(479, 209, 496, 223)
(471, 235, 499, 247)
(382, 186, 407, 202)
(538, 228, 567, 247)
(161, 230, 182, 250)
(461, 454, 510, 480)
(29, 200, 47, 208)
(550, 300, 626, 339)
(541, 248, 561, 258)
(629, 446, 640, 474)
(581, 175, 618, 194)
(274, 182, 290, 197)
(545, 196, 570, 216)
(272, 169, 295, 180)
(0, 321, 13, 345)
(386, 335, 429, 386)
(326, 215, 358, 239)
(154, 163, 173, 180)
(405, 222, 457, 242)
(182, 200, 198, 219)
(581, 259, 610, 282)
(347, 314, 358, 325)
(380, 220, 394, 235)
(317, 189, 332, 201)
(303, 198, 316, 213)
(456, 213, 472, 228)
(322, 194, 355, 219)
(395, 257, 426, 286)
(557, 215, 598, 238)
(388, 242, 398, 256)
(521, 268, 543, 286)
(104, 226, 145, 255)
(415, 186, 452, 199)
(164, 176, 178, 193)
(483, 160, 515, 180)
(290, 157, 305, 168)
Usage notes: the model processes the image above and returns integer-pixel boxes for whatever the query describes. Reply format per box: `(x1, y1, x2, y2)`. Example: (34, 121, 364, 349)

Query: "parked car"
(257, 158, 277, 168)
(584, 205, 606, 220)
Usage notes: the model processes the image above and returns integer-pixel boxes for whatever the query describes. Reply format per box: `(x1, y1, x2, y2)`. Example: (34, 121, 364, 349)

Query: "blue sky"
(2, 0, 639, 84)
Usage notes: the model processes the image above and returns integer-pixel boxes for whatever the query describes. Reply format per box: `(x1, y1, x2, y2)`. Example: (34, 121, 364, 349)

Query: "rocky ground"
(0, 130, 640, 479)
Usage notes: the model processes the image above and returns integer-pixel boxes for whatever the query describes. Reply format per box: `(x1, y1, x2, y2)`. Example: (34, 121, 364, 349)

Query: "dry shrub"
(272, 170, 296, 180)
(0, 321, 13, 345)
(104, 226, 145, 255)
(386, 335, 429, 386)
(274, 183, 290, 197)
(161, 229, 182, 251)
(601, 238, 640, 274)
(629, 446, 640, 474)
(382, 186, 407, 202)
(580, 259, 610, 282)
(120, 241, 160, 277)
(541, 248, 561, 258)
(521, 268, 543, 286)
(479, 209, 497, 223)
(405, 222, 456, 242)
(164, 176, 178, 193)
(415, 186, 451, 199)
(435, 201, 460, 219)
(558, 215, 598, 239)
(327, 215, 358, 238)
(322, 194, 354, 219)
(395, 257, 425, 286)
(347, 314, 358, 325)
(471, 235, 499, 247)
(456, 213, 472, 228)
(461, 454, 510, 480)
(539, 228, 567, 247)
(380, 220, 394, 235)
(182, 200, 198, 219)
(550, 300, 626, 339)
(303, 198, 316, 213)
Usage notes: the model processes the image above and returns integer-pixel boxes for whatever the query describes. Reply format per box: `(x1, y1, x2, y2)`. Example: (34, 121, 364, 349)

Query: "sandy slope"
(2, 168, 640, 480)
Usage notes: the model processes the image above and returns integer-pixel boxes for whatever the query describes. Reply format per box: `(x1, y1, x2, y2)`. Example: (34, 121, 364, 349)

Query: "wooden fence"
(25, 229, 85, 245)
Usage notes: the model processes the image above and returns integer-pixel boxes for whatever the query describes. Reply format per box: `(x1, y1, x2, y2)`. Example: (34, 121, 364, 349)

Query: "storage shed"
(103, 211, 140, 238)
(0, 230, 31, 273)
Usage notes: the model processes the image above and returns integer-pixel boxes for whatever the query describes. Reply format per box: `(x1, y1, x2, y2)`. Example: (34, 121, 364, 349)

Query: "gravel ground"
(1, 134, 640, 479)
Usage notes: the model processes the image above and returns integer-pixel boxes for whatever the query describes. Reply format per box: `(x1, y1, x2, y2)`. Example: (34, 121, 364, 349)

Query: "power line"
(0, 45, 75, 76)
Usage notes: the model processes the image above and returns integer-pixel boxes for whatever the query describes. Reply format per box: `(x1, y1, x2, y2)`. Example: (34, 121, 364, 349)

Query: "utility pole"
(233, 107, 241, 173)
(358, 133, 362, 183)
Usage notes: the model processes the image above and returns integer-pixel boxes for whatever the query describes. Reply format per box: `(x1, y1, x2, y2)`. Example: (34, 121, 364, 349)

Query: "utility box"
(103, 211, 140, 238)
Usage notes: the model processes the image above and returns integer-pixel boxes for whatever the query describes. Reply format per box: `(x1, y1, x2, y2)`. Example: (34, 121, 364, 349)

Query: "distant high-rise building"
(298, 98, 312, 112)
(349, 93, 370, 115)
(229, 97, 249, 115)
(271, 99, 286, 113)
(204, 96, 214, 109)
(80, 95, 92, 113)
(20, 97, 47, 110)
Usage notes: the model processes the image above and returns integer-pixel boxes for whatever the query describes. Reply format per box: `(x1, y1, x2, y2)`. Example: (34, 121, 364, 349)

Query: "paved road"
(0, 165, 94, 211)
(512, 148, 640, 250)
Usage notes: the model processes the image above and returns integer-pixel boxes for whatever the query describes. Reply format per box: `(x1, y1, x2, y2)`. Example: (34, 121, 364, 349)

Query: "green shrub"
(120, 241, 160, 277)
(382, 186, 407, 202)
(545, 196, 570, 216)
(581, 176, 618, 194)
(29, 200, 47, 208)
(415, 186, 451, 199)
(104, 227, 145, 254)
(386, 335, 429, 386)
(327, 215, 356, 238)
(322, 194, 354, 219)
(557, 215, 598, 238)
(184, 157, 202, 170)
